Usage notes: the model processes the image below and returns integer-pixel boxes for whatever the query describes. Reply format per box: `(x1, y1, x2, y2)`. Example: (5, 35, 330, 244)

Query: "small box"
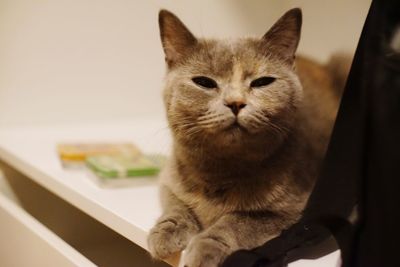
(85, 154, 166, 188)
(57, 143, 141, 167)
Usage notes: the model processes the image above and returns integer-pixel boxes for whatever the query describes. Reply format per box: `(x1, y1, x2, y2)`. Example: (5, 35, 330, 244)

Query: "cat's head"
(159, 9, 303, 156)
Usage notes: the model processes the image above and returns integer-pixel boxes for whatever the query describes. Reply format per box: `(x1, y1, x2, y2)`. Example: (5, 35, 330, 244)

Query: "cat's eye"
(250, 76, 276, 88)
(192, 76, 218, 89)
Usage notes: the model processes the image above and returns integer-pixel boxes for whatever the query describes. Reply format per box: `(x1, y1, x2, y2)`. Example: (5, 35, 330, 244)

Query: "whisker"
(252, 113, 289, 136)
(197, 113, 224, 122)
(198, 117, 224, 127)
(183, 127, 203, 141)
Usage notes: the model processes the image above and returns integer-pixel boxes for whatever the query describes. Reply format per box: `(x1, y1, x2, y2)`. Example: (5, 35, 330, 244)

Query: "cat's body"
(148, 9, 345, 267)
(161, 55, 340, 225)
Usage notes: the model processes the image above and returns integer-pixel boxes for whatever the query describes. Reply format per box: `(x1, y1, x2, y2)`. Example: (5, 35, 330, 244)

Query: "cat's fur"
(148, 8, 344, 267)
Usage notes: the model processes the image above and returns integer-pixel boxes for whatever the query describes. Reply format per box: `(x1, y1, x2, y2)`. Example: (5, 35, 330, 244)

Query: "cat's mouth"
(224, 120, 248, 133)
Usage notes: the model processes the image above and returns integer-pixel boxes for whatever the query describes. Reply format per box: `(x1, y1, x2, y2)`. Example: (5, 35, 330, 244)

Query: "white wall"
(0, 0, 371, 127)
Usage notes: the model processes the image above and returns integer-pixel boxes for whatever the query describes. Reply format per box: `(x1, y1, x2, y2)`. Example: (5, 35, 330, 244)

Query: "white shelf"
(0, 118, 172, 252)
(0, 191, 96, 267)
(0, 118, 339, 266)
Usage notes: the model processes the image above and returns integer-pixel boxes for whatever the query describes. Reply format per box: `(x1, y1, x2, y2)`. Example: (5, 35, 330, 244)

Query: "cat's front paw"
(148, 217, 192, 260)
(183, 233, 231, 267)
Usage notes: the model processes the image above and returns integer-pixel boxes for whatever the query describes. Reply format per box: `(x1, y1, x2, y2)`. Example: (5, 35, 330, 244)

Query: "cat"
(148, 8, 345, 267)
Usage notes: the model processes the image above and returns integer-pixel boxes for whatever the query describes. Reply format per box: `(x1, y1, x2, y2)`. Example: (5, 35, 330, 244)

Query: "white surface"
(0, 191, 96, 267)
(290, 250, 340, 267)
(0, 118, 172, 251)
(0, 118, 339, 266)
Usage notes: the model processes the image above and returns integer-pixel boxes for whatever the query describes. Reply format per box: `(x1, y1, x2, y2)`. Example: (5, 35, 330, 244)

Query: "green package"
(86, 154, 163, 179)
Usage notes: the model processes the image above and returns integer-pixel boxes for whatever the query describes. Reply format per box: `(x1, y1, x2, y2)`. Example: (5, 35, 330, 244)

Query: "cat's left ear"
(261, 8, 302, 64)
(159, 10, 197, 68)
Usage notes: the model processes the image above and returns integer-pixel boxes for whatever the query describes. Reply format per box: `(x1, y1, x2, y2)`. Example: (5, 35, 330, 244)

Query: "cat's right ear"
(261, 8, 302, 64)
(159, 10, 197, 68)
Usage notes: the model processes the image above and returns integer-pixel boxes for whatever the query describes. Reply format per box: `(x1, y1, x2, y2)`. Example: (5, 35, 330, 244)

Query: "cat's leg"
(148, 185, 202, 260)
(183, 212, 294, 267)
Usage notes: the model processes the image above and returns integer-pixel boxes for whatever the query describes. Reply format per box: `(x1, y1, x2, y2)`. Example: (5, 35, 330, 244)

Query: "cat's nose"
(224, 101, 247, 116)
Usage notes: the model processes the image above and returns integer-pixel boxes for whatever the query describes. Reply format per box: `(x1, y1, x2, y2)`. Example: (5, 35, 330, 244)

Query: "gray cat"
(148, 8, 344, 267)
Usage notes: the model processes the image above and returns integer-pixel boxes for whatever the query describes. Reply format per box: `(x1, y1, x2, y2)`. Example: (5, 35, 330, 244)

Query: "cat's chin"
(214, 122, 252, 147)
(223, 121, 248, 133)
(219, 119, 264, 137)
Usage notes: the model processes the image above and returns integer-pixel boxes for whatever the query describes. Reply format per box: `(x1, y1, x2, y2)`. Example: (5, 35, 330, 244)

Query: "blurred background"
(0, 0, 371, 127)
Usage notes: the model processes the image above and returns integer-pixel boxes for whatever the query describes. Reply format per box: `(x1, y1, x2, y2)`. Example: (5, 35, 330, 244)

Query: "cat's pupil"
(192, 76, 218, 89)
(250, 76, 276, 88)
